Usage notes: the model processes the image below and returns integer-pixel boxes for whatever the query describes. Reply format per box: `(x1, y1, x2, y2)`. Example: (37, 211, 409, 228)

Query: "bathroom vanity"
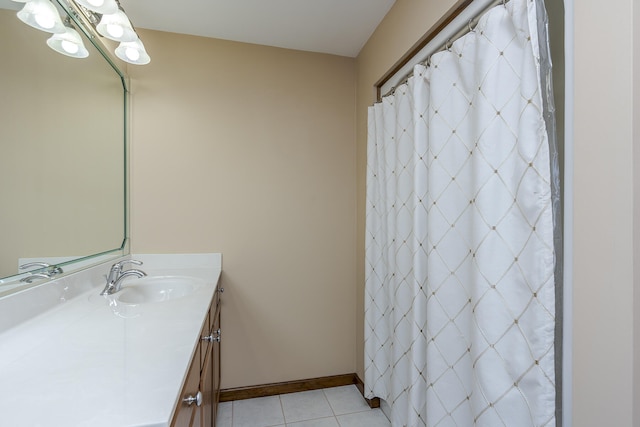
(0, 253, 222, 427)
(0, 3, 224, 425)
(0, 2, 223, 425)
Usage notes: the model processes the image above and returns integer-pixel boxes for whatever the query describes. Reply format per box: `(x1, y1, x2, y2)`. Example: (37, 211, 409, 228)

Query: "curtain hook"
(444, 39, 452, 51)
(502, 0, 506, 6)
(468, 19, 474, 32)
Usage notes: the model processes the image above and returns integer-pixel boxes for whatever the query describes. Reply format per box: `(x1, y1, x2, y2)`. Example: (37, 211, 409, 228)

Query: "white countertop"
(0, 253, 221, 427)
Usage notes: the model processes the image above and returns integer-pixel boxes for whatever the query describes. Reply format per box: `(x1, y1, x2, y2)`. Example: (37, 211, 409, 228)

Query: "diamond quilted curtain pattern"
(364, 0, 557, 426)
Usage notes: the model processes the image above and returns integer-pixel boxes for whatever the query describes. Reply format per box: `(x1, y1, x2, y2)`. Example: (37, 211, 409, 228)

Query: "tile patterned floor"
(216, 385, 391, 427)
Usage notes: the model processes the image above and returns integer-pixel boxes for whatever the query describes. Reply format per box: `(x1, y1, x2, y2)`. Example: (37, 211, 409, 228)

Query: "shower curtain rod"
(376, 0, 510, 101)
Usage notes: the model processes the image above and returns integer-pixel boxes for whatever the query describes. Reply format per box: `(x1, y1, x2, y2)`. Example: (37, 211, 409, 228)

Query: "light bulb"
(75, 0, 117, 14)
(47, 25, 89, 58)
(106, 23, 124, 38)
(61, 39, 79, 54)
(115, 39, 150, 65)
(97, 10, 136, 42)
(125, 47, 140, 61)
(17, 0, 65, 33)
(34, 13, 55, 29)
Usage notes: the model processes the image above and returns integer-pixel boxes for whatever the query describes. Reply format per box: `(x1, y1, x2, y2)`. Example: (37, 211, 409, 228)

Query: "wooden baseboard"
(220, 373, 380, 408)
(220, 374, 357, 402)
(353, 375, 380, 409)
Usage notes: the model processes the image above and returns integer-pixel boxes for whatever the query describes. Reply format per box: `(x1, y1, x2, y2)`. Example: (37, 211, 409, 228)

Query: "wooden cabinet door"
(199, 298, 219, 427)
(204, 294, 221, 426)
(201, 343, 214, 426)
(200, 311, 212, 372)
(171, 343, 201, 427)
(172, 283, 221, 427)
(212, 304, 221, 421)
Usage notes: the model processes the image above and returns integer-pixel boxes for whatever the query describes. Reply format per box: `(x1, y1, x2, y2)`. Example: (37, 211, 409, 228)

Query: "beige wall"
(128, 30, 357, 389)
(635, 0, 640, 423)
(573, 0, 635, 425)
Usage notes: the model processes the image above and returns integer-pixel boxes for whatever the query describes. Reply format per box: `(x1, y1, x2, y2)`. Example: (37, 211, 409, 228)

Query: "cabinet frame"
(171, 281, 222, 427)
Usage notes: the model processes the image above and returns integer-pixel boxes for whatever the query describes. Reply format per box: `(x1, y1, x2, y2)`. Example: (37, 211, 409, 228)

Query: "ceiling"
(117, 0, 396, 58)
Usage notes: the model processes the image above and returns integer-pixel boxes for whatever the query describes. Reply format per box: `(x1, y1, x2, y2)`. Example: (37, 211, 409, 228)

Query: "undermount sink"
(116, 276, 206, 304)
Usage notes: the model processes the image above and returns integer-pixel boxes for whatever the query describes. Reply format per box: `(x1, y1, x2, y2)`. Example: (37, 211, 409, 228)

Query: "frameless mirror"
(0, 0, 127, 294)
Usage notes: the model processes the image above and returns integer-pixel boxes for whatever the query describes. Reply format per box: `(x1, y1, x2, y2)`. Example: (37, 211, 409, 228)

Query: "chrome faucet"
(100, 260, 146, 296)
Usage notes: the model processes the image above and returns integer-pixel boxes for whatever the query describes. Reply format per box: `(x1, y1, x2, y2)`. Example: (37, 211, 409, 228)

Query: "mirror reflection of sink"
(116, 276, 206, 305)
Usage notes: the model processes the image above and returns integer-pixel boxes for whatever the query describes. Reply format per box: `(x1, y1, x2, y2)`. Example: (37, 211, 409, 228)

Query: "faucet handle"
(115, 259, 143, 269)
(19, 262, 51, 270)
(106, 259, 144, 284)
(19, 262, 63, 276)
(20, 273, 51, 283)
(109, 259, 143, 275)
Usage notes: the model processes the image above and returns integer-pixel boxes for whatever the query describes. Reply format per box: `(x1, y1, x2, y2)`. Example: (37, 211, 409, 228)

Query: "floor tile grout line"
(283, 388, 334, 425)
(284, 414, 339, 427)
(279, 394, 286, 425)
(322, 387, 338, 418)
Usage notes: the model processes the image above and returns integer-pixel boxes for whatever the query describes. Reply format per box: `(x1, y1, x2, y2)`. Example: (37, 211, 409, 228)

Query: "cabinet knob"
(202, 329, 221, 342)
(183, 391, 202, 407)
(206, 334, 220, 343)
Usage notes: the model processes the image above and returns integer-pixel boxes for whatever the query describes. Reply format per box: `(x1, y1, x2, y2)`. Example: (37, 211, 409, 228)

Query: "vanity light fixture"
(46, 18, 89, 58)
(73, 0, 151, 64)
(114, 38, 150, 65)
(95, 8, 136, 42)
(73, 0, 117, 15)
(15, 0, 66, 33)
(11, 0, 150, 65)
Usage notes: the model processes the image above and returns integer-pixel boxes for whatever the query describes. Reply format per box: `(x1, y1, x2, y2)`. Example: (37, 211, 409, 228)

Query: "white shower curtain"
(364, 1, 556, 426)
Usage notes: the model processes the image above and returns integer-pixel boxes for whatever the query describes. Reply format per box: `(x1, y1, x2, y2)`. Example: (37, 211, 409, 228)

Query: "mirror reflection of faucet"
(100, 260, 146, 296)
(18, 262, 64, 282)
(19, 273, 51, 283)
